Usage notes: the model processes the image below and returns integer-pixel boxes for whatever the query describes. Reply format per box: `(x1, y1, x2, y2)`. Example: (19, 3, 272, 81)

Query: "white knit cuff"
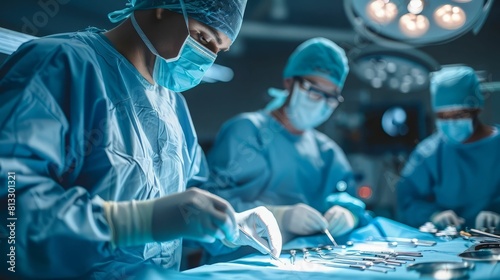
(103, 200, 155, 248)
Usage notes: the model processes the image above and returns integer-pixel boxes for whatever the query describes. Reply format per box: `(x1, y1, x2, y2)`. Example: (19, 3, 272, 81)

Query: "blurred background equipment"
(349, 45, 441, 93)
(362, 102, 427, 154)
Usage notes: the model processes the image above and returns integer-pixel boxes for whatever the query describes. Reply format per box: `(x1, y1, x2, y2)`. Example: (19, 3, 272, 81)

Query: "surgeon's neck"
(464, 121, 494, 143)
(271, 108, 304, 135)
(103, 18, 155, 85)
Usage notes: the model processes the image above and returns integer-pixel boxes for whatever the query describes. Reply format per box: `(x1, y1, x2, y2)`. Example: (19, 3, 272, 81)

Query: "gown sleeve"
(202, 115, 272, 212)
(322, 139, 366, 223)
(0, 39, 113, 278)
(396, 141, 441, 228)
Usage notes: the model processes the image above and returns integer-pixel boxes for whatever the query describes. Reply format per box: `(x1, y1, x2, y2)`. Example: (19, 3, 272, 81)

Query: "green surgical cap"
(283, 37, 349, 89)
(431, 66, 483, 112)
(108, 0, 247, 43)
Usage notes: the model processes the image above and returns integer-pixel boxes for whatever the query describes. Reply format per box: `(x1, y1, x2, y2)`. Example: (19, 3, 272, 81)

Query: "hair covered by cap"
(283, 37, 349, 89)
(108, 0, 247, 43)
(430, 66, 483, 112)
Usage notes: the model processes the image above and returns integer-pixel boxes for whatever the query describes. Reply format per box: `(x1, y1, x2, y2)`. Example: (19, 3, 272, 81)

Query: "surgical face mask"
(436, 118, 474, 143)
(130, 13, 216, 92)
(285, 81, 334, 130)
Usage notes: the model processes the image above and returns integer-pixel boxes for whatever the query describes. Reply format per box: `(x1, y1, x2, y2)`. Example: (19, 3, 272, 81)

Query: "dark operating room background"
(2, 0, 500, 219)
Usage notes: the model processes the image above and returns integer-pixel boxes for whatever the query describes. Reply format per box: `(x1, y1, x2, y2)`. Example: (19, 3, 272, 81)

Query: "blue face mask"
(436, 118, 474, 143)
(285, 81, 335, 130)
(130, 13, 216, 92)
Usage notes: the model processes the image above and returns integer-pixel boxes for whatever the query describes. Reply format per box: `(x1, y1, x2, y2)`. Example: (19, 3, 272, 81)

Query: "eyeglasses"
(436, 110, 477, 120)
(295, 77, 344, 108)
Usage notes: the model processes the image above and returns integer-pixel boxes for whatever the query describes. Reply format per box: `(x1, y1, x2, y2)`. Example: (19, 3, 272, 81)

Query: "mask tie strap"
(180, 0, 189, 31)
(130, 13, 161, 57)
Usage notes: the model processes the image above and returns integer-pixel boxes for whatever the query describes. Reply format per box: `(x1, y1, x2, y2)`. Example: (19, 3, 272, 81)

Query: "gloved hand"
(430, 210, 465, 228)
(151, 188, 239, 243)
(475, 211, 500, 229)
(324, 205, 357, 237)
(103, 187, 239, 247)
(267, 203, 328, 236)
(223, 206, 282, 257)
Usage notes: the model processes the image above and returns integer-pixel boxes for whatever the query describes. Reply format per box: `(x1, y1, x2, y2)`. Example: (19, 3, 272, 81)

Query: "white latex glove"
(431, 210, 465, 228)
(324, 205, 357, 237)
(475, 211, 500, 229)
(267, 203, 328, 236)
(103, 188, 239, 247)
(224, 206, 283, 257)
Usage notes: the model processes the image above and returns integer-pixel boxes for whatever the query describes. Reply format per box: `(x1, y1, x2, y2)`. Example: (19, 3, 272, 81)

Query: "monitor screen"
(361, 103, 428, 154)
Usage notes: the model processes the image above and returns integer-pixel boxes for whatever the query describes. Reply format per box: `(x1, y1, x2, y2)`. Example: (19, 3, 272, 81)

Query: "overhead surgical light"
(344, 0, 495, 47)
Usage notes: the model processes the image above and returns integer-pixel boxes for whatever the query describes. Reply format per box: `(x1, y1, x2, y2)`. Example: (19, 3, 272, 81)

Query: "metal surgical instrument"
(367, 236, 436, 247)
(323, 228, 338, 246)
(469, 228, 500, 240)
(238, 226, 285, 265)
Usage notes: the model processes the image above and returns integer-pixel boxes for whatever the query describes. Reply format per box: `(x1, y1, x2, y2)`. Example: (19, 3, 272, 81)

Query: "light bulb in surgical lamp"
(407, 0, 424, 15)
(434, 5, 466, 30)
(399, 13, 429, 37)
(366, 0, 398, 24)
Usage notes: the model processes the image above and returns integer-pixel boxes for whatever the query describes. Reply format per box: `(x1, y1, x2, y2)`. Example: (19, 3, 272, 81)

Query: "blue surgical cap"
(283, 37, 349, 90)
(108, 0, 247, 43)
(431, 66, 483, 112)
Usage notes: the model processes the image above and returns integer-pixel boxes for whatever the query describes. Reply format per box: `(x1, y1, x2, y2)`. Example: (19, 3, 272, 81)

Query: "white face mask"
(285, 81, 335, 130)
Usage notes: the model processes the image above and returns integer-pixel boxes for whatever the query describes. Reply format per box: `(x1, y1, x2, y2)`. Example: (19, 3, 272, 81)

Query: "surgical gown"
(0, 30, 208, 279)
(396, 128, 500, 228)
(204, 111, 365, 218)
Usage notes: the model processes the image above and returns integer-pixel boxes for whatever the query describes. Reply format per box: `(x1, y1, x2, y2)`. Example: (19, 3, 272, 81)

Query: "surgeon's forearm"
(103, 200, 155, 247)
(5, 181, 113, 279)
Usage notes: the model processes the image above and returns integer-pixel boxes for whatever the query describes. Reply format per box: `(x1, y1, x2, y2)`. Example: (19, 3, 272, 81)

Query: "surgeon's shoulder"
(412, 133, 441, 158)
(219, 111, 265, 137)
(8, 32, 98, 71)
(314, 130, 344, 152)
(401, 133, 441, 177)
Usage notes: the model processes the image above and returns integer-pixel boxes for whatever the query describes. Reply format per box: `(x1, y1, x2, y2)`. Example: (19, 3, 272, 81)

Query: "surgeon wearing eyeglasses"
(203, 38, 366, 244)
(396, 66, 500, 230)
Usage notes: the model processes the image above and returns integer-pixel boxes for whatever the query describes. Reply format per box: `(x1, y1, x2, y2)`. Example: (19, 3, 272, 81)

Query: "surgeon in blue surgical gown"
(204, 38, 366, 244)
(0, 0, 284, 279)
(397, 66, 500, 230)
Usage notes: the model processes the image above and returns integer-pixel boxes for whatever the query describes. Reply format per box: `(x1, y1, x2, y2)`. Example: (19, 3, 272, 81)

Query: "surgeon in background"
(0, 0, 283, 279)
(203, 38, 366, 244)
(397, 66, 500, 230)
